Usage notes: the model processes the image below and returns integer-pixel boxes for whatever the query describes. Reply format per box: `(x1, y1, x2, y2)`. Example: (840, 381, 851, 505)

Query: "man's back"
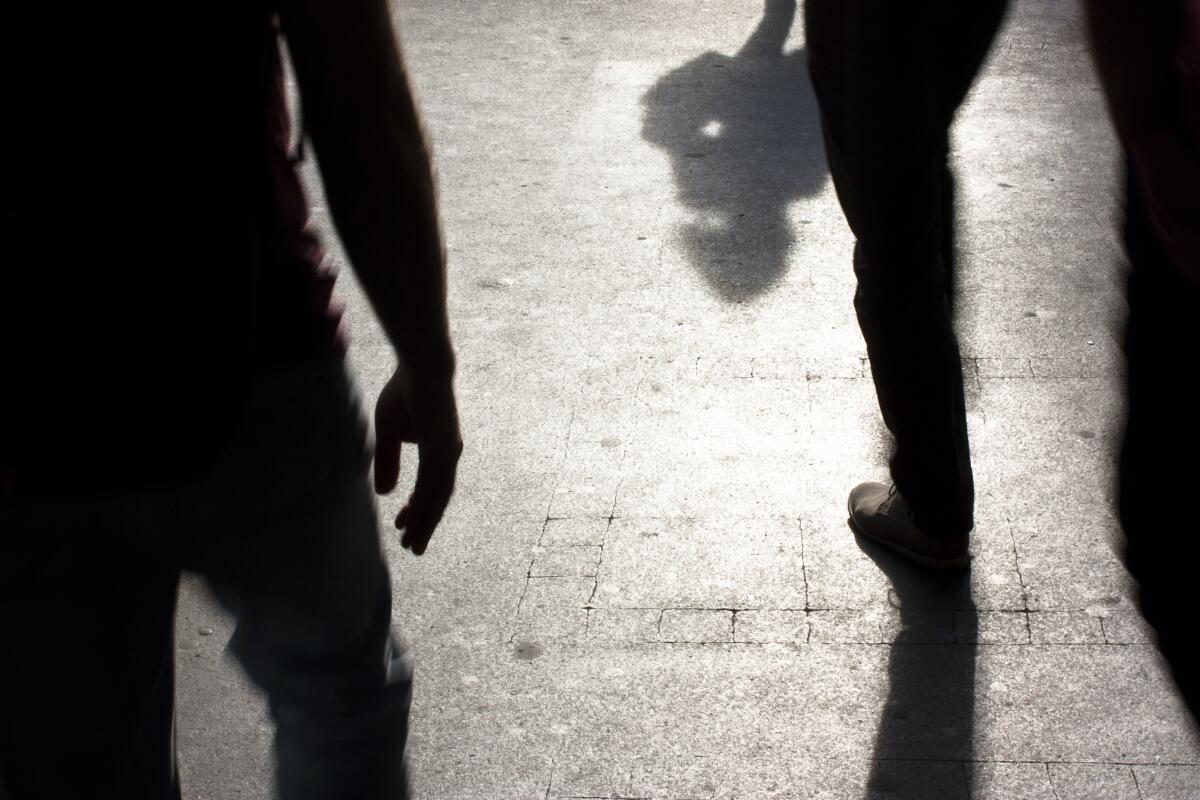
(3, 3, 338, 494)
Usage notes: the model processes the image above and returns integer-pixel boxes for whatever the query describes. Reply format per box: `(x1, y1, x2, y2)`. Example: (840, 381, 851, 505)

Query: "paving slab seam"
(584, 365, 643, 618)
(524, 640, 1162, 649)
(797, 518, 811, 633)
(540, 761, 1197, 800)
(1045, 762, 1064, 800)
(1003, 513, 1036, 643)
(514, 605, 1152, 637)
(875, 758, 1200, 768)
(514, 397, 587, 635)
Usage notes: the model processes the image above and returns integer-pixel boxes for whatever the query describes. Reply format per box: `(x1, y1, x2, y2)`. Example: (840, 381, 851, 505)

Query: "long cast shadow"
(855, 535, 978, 799)
(641, 0, 827, 302)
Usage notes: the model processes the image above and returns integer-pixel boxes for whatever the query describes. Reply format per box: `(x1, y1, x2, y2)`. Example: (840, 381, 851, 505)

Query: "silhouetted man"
(1086, 0, 1200, 720)
(0, 0, 461, 797)
(804, 1, 1008, 567)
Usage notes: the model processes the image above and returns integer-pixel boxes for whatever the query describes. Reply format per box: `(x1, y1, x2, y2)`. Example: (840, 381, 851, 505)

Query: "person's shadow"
(641, 0, 828, 302)
(855, 535, 978, 798)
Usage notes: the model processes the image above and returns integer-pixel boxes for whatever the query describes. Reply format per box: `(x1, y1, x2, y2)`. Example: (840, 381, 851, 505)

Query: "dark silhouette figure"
(808, 0, 1008, 566)
(641, 0, 827, 302)
(1117, 173, 1200, 720)
(857, 538, 978, 798)
(1087, 0, 1200, 722)
(0, 2, 461, 798)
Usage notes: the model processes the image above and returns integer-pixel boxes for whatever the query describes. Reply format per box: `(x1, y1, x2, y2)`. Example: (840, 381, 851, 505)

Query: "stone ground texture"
(175, 1, 1200, 798)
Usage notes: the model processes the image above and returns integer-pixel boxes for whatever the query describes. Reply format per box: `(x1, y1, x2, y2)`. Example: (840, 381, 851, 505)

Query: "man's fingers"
(398, 441, 461, 555)
(374, 370, 420, 495)
(400, 474, 453, 555)
(399, 489, 434, 554)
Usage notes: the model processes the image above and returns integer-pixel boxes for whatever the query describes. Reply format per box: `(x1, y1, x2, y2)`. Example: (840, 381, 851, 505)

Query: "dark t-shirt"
(2, 3, 340, 496)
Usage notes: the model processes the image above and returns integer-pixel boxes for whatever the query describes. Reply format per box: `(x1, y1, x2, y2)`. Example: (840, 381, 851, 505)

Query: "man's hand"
(374, 366, 463, 556)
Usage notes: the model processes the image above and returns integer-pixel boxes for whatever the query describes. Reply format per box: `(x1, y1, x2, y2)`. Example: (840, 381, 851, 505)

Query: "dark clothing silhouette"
(1087, 0, 1200, 722)
(1118, 165, 1200, 719)
(1, 6, 413, 798)
(2, 6, 338, 498)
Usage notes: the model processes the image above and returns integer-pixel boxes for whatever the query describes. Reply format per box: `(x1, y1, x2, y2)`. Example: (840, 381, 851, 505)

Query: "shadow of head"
(640, 0, 828, 302)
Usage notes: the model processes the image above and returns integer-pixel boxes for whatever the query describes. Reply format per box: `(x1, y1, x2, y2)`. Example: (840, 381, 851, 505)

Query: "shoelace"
(882, 484, 911, 520)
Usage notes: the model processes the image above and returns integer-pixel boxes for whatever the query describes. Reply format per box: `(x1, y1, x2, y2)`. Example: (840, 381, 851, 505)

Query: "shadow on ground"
(641, 0, 828, 302)
(855, 533, 978, 798)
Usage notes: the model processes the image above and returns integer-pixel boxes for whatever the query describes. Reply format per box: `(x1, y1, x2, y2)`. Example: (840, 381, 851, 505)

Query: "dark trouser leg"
(805, 0, 1007, 537)
(181, 359, 410, 799)
(0, 359, 411, 800)
(1119, 166, 1200, 720)
(0, 508, 182, 800)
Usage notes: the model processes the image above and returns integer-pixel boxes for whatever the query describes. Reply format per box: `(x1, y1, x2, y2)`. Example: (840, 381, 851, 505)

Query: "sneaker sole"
(846, 502, 971, 571)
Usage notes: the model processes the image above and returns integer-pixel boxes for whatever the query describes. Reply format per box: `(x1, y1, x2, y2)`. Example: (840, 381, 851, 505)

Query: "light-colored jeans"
(0, 358, 410, 799)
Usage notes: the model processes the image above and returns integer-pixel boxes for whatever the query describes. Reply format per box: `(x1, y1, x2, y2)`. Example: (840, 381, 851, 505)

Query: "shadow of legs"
(856, 534, 977, 798)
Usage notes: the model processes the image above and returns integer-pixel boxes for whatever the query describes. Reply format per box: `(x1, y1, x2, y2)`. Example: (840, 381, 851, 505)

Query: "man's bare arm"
(279, 0, 452, 377)
(278, 0, 462, 554)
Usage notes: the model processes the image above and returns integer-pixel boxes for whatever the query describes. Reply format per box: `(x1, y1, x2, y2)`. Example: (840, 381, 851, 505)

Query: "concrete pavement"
(175, 1, 1200, 797)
